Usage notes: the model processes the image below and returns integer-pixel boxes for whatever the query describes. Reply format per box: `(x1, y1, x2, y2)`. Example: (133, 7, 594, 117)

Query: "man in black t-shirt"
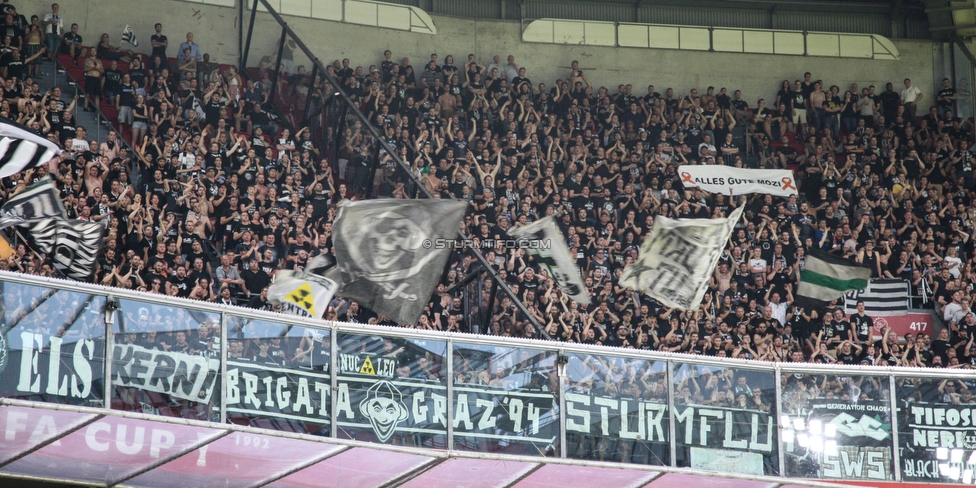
(849, 300, 874, 344)
(166, 265, 194, 298)
(937, 78, 957, 119)
(826, 308, 850, 349)
(150, 23, 168, 61)
(61, 23, 82, 62)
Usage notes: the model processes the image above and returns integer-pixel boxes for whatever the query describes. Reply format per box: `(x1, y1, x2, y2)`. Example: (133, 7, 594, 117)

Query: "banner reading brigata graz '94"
(782, 374, 894, 481)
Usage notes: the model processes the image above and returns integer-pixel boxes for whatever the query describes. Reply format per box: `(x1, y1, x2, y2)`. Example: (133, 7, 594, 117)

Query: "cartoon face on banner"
(359, 380, 409, 443)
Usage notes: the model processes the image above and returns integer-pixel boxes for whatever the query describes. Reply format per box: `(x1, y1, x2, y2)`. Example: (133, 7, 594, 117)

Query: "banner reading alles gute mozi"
(678, 166, 798, 197)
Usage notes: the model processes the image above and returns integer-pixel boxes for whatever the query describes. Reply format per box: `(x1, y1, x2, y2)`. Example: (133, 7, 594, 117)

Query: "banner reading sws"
(783, 401, 894, 481)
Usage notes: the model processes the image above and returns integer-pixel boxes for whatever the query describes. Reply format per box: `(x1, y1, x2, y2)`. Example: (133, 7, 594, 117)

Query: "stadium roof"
(0, 398, 866, 488)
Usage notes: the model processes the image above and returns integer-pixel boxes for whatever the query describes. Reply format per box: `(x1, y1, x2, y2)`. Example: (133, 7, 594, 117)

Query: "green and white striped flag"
(797, 249, 871, 306)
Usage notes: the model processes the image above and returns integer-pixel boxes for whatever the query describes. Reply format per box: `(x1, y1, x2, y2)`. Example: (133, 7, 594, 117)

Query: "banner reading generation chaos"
(783, 401, 893, 481)
(677, 165, 798, 197)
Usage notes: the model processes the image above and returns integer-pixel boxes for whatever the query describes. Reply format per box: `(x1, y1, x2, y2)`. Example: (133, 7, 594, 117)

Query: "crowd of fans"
(0, 3, 974, 371)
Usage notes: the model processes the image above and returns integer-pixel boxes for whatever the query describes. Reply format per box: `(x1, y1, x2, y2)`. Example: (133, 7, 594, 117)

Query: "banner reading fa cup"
(620, 206, 744, 310)
(678, 165, 798, 197)
(507, 217, 589, 304)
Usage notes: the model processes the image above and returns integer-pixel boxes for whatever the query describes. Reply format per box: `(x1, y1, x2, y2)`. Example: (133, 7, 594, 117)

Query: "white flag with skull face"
(328, 199, 467, 325)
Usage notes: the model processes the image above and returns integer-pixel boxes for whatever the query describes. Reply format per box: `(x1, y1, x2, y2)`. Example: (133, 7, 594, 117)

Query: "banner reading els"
(0, 331, 104, 403)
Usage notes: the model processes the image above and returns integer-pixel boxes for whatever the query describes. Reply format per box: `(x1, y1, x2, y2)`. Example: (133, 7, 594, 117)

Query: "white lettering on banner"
(674, 406, 774, 452)
(678, 165, 797, 197)
(112, 344, 218, 403)
(225, 365, 330, 418)
(338, 354, 397, 376)
(16, 332, 96, 399)
(819, 446, 891, 480)
(82, 421, 176, 458)
(3, 411, 63, 446)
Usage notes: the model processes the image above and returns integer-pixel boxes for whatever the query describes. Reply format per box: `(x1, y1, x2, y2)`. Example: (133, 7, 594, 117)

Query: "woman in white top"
(944, 247, 963, 279)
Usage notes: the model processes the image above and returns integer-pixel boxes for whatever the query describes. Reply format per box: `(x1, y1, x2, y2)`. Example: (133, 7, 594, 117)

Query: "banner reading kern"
(678, 165, 798, 197)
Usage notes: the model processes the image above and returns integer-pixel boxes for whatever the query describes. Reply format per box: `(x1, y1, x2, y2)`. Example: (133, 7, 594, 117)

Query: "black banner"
(337, 352, 397, 377)
(900, 403, 976, 482)
(332, 375, 556, 445)
(226, 360, 331, 425)
(1, 331, 103, 403)
(335, 375, 447, 443)
(452, 385, 557, 445)
(565, 392, 668, 443)
(784, 401, 893, 480)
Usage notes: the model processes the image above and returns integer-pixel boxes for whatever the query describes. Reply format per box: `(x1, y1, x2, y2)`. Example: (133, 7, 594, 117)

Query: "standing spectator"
(177, 32, 200, 63)
(41, 2, 61, 61)
(901, 78, 922, 121)
(150, 23, 168, 61)
(936, 77, 957, 119)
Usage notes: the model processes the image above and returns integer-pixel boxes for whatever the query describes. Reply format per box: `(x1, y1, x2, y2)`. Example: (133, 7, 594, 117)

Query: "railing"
(0, 269, 973, 485)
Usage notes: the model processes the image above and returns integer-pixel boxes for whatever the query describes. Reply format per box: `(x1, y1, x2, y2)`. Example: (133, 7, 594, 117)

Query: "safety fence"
(0, 270, 973, 485)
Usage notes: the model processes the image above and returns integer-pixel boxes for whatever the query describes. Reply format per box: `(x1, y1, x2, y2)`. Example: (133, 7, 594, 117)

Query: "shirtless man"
(83, 53, 104, 111)
(84, 156, 109, 194)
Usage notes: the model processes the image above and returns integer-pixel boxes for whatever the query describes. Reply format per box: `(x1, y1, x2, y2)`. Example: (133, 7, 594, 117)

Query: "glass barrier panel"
(673, 362, 778, 475)
(895, 376, 976, 484)
(0, 283, 106, 407)
(111, 299, 221, 421)
(565, 352, 669, 466)
(335, 332, 448, 447)
(781, 371, 894, 482)
(452, 343, 559, 456)
(224, 315, 330, 435)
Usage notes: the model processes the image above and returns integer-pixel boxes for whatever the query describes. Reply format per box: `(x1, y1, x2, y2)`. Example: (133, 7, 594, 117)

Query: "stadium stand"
(0, 0, 973, 373)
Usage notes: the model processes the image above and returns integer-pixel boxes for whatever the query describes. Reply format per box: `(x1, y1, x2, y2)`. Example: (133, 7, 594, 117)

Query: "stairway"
(35, 57, 112, 146)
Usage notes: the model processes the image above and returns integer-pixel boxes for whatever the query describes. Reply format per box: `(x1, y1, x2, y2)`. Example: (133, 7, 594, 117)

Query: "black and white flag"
(328, 199, 467, 325)
(23, 218, 104, 281)
(507, 216, 589, 304)
(268, 263, 339, 319)
(0, 118, 62, 179)
(843, 279, 909, 316)
(121, 25, 139, 47)
(620, 206, 744, 310)
(0, 177, 66, 229)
